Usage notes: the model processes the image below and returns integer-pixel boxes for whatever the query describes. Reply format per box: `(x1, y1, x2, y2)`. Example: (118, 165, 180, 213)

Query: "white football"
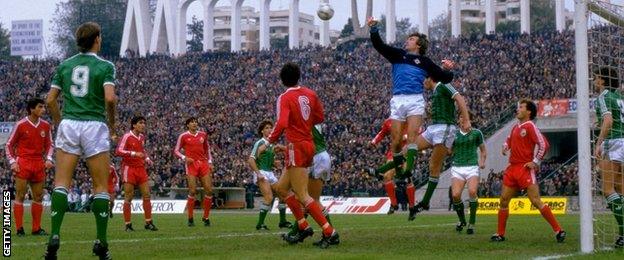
(317, 3, 334, 21)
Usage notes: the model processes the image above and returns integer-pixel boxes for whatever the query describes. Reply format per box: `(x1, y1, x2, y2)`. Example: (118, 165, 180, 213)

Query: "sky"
(0, 0, 605, 57)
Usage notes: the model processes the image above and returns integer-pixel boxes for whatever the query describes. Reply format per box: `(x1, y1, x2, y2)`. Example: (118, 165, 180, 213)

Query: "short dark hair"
(185, 117, 197, 127)
(520, 99, 537, 120)
(76, 22, 101, 53)
(26, 98, 45, 114)
(280, 63, 301, 87)
(594, 67, 620, 89)
(408, 32, 428, 55)
(130, 116, 146, 130)
(257, 120, 273, 137)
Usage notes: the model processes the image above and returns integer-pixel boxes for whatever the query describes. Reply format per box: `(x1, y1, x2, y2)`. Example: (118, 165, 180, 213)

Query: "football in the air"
(317, 3, 334, 21)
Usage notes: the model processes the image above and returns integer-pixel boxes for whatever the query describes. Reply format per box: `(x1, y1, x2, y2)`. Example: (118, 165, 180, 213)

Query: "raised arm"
(368, 17, 403, 62)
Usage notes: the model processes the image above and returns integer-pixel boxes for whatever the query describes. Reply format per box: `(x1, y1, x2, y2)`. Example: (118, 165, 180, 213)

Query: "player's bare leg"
(409, 139, 437, 220)
(451, 177, 467, 231)
(199, 172, 213, 226)
(123, 183, 135, 231)
(85, 152, 113, 257)
(308, 177, 333, 225)
(466, 176, 479, 234)
(256, 178, 273, 230)
(46, 150, 79, 256)
(30, 181, 46, 235)
(389, 120, 407, 176)
(138, 182, 157, 231)
(525, 183, 565, 242)
(491, 185, 517, 242)
(403, 115, 424, 176)
(383, 167, 399, 214)
(186, 175, 198, 226)
(600, 159, 624, 246)
(285, 167, 337, 247)
(13, 178, 28, 236)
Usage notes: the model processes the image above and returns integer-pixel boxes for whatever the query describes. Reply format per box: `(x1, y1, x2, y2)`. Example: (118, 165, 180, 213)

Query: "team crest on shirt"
(40, 130, 45, 137)
(413, 59, 421, 64)
(520, 129, 527, 137)
(200, 137, 204, 143)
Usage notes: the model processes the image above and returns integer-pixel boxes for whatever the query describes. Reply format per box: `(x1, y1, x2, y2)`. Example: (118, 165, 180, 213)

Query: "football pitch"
(10, 210, 624, 259)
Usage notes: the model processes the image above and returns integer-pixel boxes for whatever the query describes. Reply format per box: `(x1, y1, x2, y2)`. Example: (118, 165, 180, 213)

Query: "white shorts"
(389, 94, 425, 121)
(602, 138, 624, 162)
(55, 119, 110, 158)
(254, 170, 278, 185)
(422, 124, 457, 149)
(309, 151, 331, 181)
(451, 166, 480, 181)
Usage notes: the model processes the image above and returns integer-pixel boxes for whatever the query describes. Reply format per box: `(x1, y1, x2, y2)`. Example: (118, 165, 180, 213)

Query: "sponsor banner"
(477, 197, 567, 215)
(0, 122, 15, 146)
(10, 20, 43, 56)
(537, 99, 569, 117)
(112, 200, 186, 214)
(271, 196, 390, 214)
(567, 98, 596, 114)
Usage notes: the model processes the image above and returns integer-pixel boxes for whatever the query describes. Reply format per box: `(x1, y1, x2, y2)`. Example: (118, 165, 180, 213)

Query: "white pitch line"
(15, 222, 457, 247)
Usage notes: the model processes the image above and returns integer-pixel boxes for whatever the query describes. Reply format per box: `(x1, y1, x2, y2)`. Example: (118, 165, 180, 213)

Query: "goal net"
(586, 0, 624, 252)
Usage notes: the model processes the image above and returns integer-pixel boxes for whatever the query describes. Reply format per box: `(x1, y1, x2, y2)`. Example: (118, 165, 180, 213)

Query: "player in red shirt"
(174, 117, 214, 227)
(369, 118, 423, 215)
(107, 163, 118, 218)
(491, 99, 565, 242)
(116, 116, 157, 231)
(5, 98, 54, 236)
(269, 63, 339, 248)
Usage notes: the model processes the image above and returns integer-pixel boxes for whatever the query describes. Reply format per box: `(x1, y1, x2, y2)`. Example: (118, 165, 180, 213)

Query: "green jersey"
(50, 52, 116, 122)
(595, 89, 624, 140)
(312, 125, 327, 154)
(431, 82, 458, 125)
(452, 129, 484, 167)
(250, 138, 274, 171)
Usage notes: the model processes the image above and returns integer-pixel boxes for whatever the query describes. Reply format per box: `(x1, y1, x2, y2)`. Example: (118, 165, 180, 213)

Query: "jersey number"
(70, 66, 90, 97)
(298, 96, 310, 120)
(617, 99, 624, 122)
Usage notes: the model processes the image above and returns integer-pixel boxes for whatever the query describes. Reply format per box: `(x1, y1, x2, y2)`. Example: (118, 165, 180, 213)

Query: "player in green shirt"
(247, 120, 292, 230)
(44, 22, 116, 260)
(449, 113, 486, 235)
(407, 76, 471, 221)
(593, 67, 624, 247)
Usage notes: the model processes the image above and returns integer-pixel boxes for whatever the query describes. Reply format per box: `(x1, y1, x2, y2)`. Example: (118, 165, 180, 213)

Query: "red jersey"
(174, 131, 212, 162)
(504, 120, 549, 164)
(268, 86, 324, 144)
(116, 131, 149, 167)
(109, 164, 118, 194)
(370, 118, 422, 146)
(5, 117, 53, 164)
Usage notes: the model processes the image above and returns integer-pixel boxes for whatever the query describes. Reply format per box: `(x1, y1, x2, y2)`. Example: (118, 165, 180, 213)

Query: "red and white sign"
(271, 196, 390, 215)
(537, 99, 570, 117)
(111, 200, 186, 214)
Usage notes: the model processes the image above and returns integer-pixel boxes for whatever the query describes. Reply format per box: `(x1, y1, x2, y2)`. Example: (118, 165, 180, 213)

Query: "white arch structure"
(120, 0, 568, 56)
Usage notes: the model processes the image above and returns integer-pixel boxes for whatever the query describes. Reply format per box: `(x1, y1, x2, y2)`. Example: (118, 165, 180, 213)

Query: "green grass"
(9, 210, 624, 259)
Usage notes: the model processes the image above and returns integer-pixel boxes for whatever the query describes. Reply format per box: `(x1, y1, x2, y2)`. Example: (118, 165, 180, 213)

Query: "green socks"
(469, 198, 478, 225)
(607, 193, 624, 236)
(92, 192, 110, 247)
(420, 177, 439, 207)
(257, 203, 270, 227)
(49, 187, 69, 243)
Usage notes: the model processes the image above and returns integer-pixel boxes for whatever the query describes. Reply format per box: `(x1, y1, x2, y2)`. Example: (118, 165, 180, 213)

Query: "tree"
(340, 18, 354, 38)
(429, 13, 450, 40)
(270, 35, 288, 50)
(51, 0, 126, 58)
(0, 22, 12, 60)
(187, 16, 203, 52)
(463, 21, 485, 35)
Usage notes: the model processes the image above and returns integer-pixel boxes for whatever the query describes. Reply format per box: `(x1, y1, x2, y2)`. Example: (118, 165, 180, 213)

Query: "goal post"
(579, 0, 624, 253)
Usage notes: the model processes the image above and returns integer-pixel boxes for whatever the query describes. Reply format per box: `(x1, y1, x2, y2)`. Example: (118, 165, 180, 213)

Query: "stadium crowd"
(1, 30, 580, 201)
